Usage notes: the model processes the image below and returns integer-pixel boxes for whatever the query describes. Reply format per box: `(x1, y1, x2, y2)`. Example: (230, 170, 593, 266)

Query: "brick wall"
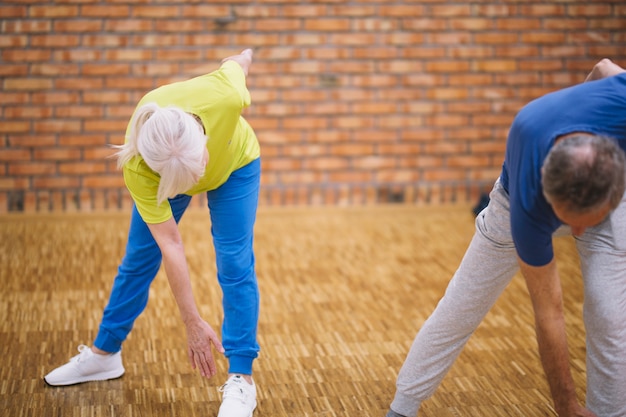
(1, 1, 625, 213)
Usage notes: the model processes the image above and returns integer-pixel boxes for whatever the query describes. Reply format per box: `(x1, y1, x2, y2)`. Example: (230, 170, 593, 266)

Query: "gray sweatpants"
(391, 179, 626, 417)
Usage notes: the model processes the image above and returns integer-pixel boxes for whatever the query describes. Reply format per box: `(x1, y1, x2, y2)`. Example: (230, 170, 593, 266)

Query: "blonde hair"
(114, 103, 208, 205)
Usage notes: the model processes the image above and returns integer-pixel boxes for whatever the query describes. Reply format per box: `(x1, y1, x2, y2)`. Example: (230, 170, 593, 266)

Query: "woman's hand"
(222, 48, 254, 76)
(185, 317, 225, 379)
(147, 218, 225, 378)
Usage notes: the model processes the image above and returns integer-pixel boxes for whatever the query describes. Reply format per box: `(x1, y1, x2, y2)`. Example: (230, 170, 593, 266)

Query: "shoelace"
(72, 345, 91, 363)
(219, 379, 249, 403)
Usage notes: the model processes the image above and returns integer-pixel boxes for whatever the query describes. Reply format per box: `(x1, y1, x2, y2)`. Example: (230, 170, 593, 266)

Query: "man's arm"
(147, 218, 224, 379)
(585, 58, 625, 82)
(518, 258, 597, 417)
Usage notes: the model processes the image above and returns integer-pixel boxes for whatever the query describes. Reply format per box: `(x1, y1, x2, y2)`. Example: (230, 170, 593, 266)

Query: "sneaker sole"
(44, 369, 125, 386)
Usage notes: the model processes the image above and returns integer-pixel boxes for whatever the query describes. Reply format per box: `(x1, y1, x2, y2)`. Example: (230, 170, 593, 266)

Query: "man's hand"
(585, 58, 625, 82)
(558, 402, 598, 417)
(185, 317, 225, 379)
(518, 258, 596, 417)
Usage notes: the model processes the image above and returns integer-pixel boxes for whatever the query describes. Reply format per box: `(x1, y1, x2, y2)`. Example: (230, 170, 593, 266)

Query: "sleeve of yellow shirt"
(214, 60, 251, 109)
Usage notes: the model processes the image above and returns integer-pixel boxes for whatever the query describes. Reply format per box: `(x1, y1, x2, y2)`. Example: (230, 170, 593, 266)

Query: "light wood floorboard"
(0, 206, 587, 416)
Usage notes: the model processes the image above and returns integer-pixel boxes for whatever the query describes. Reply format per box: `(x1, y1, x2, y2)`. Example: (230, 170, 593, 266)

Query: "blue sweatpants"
(94, 158, 261, 375)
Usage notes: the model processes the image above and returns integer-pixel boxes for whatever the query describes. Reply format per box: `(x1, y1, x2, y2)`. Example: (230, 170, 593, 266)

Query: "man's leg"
(390, 180, 520, 416)
(576, 196, 626, 417)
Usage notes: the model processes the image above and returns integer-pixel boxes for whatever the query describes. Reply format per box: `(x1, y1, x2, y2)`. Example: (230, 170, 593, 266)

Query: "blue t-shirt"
(500, 73, 626, 266)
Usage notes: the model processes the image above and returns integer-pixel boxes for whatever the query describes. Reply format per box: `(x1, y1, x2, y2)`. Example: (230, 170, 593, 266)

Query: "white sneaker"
(44, 345, 125, 386)
(217, 375, 257, 417)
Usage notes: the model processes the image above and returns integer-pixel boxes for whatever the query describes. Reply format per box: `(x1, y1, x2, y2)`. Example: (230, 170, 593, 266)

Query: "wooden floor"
(0, 205, 588, 417)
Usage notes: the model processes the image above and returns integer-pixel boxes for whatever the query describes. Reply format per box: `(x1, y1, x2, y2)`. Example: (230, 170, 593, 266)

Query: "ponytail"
(114, 103, 160, 169)
(114, 102, 208, 206)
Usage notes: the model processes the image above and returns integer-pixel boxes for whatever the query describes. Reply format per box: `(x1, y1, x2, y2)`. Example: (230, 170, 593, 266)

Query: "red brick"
(3, 78, 53, 90)
(496, 18, 541, 31)
(0, 35, 28, 48)
(33, 120, 81, 134)
(473, 4, 516, 17)
(59, 162, 107, 175)
(450, 18, 494, 31)
(0, 6, 27, 18)
(29, 5, 79, 18)
(376, 169, 419, 183)
(54, 77, 104, 90)
(400, 128, 444, 142)
(543, 18, 588, 30)
(472, 60, 518, 72)
(427, 88, 470, 100)
(567, 5, 612, 17)
(494, 46, 541, 58)
(422, 169, 467, 182)
(383, 33, 426, 46)
(82, 176, 125, 188)
(427, 114, 470, 127)
(82, 63, 130, 76)
(8, 135, 56, 147)
(82, 5, 130, 17)
(83, 119, 129, 133)
(232, 33, 281, 46)
(330, 143, 376, 156)
(520, 5, 566, 16)
(430, 32, 473, 45)
(9, 162, 56, 176)
(519, 60, 566, 71)
(304, 19, 350, 31)
(30, 34, 80, 48)
(82, 35, 128, 48)
(5, 106, 54, 118)
(306, 157, 349, 171)
(33, 177, 81, 189)
(0, 148, 31, 161)
(330, 5, 376, 17)
(521, 32, 567, 44)
(58, 134, 107, 146)
(133, 5, 180, 18)
(32, 91, 81, 105)
(2, 49, 51, 62)
(379, 116, 425, 130)
(53, 49, 102, 62)
(401, 18, 446, 31)
(474, 33, 519, 45)
(34, 148, 81, 161)
(105, 49, 153, 61)
(104, 19, 153, 32)
(448, 46, 493, 59)
(2, 20, 51, 33)
(155, 20, 206, 33)
(0, 177, 29, 190)
(52, 20, 103, 33)
(329, 33, 377, 45)
(0, 121, 30, 133)
(256, 18, 302, 31)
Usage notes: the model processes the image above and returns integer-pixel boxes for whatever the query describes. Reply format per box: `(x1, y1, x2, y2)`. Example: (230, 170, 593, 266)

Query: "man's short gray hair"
(542, 133, 626, 213)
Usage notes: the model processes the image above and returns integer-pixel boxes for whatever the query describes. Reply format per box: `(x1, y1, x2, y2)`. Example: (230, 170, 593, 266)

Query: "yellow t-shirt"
(122, 60, 260, 224)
